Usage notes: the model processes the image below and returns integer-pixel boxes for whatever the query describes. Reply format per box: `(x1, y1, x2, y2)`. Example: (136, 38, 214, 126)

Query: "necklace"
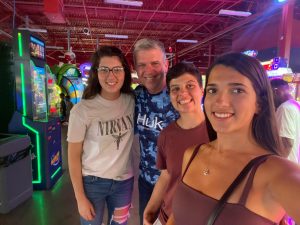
(202, 144, 214, 176)
(203, 168, 210, 176)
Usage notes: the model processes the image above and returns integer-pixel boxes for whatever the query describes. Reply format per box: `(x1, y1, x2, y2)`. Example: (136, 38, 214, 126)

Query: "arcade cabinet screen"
(30, 36, 45, 60)
(31, 64, 47, 120)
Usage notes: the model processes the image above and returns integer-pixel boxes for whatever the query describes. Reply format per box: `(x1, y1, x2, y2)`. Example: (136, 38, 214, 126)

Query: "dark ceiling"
(0, 0, 299, 70)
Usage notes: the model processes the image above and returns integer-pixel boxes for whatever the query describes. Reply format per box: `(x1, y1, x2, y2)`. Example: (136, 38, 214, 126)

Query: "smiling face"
(169, 73, 203, 114)
(204, 65, 258, 135)
(135, 48, 169, 94)
(98, 56, 125, 100)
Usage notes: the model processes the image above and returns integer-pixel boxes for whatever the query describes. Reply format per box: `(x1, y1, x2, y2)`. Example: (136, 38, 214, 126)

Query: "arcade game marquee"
(8, 30, 63, 190)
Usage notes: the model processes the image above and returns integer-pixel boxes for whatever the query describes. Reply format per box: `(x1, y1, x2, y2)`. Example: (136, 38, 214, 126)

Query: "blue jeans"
(81, 176, 134, 225)
(138, 176, 155, 225)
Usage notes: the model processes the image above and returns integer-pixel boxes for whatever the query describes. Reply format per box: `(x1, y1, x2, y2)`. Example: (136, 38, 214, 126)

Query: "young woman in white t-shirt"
(67, 46, 135, 225)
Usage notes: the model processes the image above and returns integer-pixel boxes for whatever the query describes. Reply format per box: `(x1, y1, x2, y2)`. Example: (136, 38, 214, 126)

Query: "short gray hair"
(133, 38, 166, 64)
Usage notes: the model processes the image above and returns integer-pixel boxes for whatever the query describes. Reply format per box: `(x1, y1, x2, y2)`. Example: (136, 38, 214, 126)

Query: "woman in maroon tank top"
(166, 53, 300, 225)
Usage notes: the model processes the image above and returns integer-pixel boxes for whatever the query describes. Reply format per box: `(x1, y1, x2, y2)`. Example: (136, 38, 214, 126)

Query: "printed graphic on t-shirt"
(112, 132, 128, 150)
(136, 113, 164, 131)
(98, 114, 134, 150)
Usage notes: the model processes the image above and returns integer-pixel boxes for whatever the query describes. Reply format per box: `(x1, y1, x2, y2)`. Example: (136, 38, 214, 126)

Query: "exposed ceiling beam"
(178, 3, 283, 57)
(15, 1, 218, 17)
(0, 29, 12, 38)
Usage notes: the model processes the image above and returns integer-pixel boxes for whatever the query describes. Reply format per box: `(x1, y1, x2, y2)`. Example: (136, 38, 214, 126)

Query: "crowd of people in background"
(67, 38, 300, 225)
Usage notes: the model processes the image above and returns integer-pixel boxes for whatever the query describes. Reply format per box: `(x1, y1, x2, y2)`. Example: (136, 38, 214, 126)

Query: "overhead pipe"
(82, 0, 92, 40)
(13, 0, 15, 28)
(67, 29, 70, 51)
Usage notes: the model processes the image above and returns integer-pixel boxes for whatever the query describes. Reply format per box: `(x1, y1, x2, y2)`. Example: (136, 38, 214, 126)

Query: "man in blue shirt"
(133, 38, 178, 225)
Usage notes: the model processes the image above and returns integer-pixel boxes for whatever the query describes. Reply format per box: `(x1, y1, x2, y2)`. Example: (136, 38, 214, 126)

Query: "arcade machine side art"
(46, 64, 61, 117)
(8, 30, 63, 190)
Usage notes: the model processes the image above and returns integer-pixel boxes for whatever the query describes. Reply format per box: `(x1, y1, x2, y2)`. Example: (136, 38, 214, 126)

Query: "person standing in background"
(59, 92, 67, 122)
(271, 78, 300, 163)
(143, 62, 209, 225)
(68, 46, 135, 225)
(65, 95, 74, 123)
(133, 38, 178, 225)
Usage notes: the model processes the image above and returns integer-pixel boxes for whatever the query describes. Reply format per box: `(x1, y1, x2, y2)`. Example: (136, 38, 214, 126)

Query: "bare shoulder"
(261, 155, 300, 185)
(263, 155, 300, 173)
(259, 155, 300, 222)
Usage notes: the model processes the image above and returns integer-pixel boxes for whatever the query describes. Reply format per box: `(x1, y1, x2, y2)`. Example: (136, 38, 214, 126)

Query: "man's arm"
(143, 170, 171, 225)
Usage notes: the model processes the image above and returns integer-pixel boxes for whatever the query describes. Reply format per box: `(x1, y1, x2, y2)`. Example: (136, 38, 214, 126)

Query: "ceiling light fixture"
(104, 0, 143, 7)
(18, 27, 48, 33)
(105, 34, 128, 39)
(219, 9, 252, 17)
(176, 39, 198, 44)
(46, 46, 64, 50)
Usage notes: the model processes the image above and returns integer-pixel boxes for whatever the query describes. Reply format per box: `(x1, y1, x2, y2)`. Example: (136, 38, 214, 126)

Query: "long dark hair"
(82, 46, 132, 99)
(204, 52, 282, 155)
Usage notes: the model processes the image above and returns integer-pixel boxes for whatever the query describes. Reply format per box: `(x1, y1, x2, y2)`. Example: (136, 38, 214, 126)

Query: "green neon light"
(51, 167, 62, 179)
(22, 117, 42, 184)
(18, 32, 23, 57)
(20, 64, 27, 116)
(17, 32, 42, 185)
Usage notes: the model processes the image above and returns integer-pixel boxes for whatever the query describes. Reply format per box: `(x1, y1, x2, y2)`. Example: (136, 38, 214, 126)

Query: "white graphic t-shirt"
(276, 99, 300, 163)
(67, 93, 135, 180)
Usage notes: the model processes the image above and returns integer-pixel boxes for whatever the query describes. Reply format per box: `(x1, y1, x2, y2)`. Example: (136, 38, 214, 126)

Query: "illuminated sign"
(30, 36, 45, 60)
(242, 50, 258, 57)
(267, 68, 293, 77)
(80, 62, 92, 79)
(261, 57, 292, 77)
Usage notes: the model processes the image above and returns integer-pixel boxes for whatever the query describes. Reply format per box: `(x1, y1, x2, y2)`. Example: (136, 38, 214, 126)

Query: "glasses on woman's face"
(97, 66, 124, 76)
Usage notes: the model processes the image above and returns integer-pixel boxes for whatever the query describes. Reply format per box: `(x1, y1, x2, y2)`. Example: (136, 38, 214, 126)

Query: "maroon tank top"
(172, 147, 278, 225)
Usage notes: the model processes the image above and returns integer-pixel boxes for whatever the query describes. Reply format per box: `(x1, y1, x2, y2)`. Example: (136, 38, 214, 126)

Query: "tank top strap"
(238, 154, 273, 205)
(182, 144, 202, 179)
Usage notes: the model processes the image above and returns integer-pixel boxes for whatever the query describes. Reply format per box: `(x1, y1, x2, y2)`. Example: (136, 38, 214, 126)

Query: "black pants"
(138, 176, 155, 225)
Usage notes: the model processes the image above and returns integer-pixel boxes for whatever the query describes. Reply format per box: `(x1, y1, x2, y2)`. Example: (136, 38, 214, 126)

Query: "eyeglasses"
(97, 66, 124, 76)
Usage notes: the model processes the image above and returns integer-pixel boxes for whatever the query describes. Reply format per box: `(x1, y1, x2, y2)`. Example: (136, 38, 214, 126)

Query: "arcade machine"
(46, 65, 61, 117)
(8, 30, 63, 190)
(56, 64, 84, 105)
(79, 62, 91, 88)
(261, 57, 299, 101)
